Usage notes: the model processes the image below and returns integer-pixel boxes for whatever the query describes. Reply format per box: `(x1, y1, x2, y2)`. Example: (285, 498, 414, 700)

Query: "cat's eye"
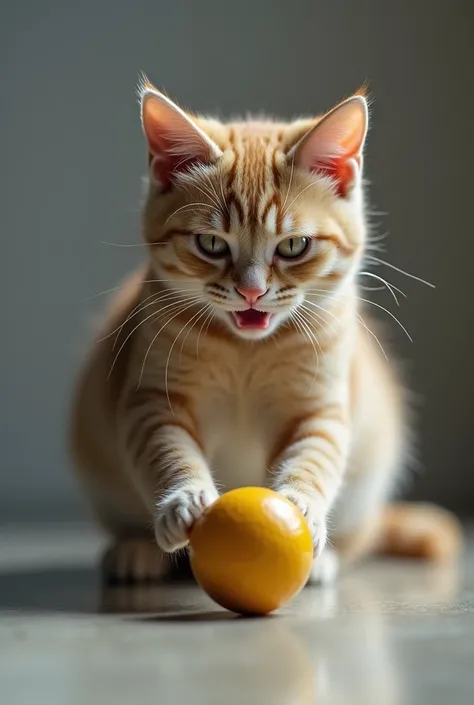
(276, 236, 310, 259)
(196, 234, 230, 258)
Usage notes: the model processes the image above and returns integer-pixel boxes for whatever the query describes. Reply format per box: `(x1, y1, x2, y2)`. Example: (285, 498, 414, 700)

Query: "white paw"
(307, 549, 339, 586)
(154, 484, 219, 553)
(277, 486, 327, 557)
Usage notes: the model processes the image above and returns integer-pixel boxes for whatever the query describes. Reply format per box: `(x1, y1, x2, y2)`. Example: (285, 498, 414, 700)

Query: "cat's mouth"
(231, 310, 271, 330)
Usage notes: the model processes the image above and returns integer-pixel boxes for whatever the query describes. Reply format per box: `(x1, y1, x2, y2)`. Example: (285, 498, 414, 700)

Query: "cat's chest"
(198, 388, 282, 492)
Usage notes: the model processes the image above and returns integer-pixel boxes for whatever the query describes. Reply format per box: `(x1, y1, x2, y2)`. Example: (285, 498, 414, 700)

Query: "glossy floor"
(1, 524, 473, 705)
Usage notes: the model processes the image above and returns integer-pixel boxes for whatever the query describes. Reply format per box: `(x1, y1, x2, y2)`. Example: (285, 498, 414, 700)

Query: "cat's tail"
(334, 502, 463, 566)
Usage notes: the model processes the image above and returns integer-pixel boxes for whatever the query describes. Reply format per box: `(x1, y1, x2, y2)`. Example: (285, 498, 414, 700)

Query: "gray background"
(2, 0, 473, 522)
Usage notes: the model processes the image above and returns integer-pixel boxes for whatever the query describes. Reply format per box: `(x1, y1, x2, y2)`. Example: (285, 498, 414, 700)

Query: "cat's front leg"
(122, 394, 218, 552)
(155, 474, 218, 552)
(272, 405, 350, 556)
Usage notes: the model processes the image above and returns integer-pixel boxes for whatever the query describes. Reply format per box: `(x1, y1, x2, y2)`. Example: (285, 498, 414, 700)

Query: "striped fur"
(70, 82, 461, 582)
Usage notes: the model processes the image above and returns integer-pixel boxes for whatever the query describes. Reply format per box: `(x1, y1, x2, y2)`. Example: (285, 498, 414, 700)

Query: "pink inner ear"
(294, 96, 368, 198)
(316, 155, 360, 198)
(142, 91, 220, 189)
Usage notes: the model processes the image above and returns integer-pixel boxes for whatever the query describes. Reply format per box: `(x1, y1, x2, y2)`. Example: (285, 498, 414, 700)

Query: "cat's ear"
(289, 96, 368, 198)
(139, 79, 222, 189)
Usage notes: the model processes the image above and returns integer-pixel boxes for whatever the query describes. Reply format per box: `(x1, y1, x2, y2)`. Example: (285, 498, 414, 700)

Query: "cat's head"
(139, 77, 368, 340)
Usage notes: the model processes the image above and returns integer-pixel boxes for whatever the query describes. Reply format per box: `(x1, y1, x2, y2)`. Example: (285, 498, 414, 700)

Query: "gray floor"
(1, 525, 473, 705)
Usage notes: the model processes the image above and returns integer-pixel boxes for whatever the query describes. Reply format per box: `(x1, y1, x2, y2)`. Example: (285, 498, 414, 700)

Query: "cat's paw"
(277, 485, 327, 557)
(154, 484, 219, 552)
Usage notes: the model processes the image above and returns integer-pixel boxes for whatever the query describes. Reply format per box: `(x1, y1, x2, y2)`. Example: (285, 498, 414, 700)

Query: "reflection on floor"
(0, 524, 473, 705)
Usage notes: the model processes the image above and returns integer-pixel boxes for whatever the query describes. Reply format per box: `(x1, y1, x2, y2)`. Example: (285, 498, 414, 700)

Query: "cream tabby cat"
(71, 78, 461, 583)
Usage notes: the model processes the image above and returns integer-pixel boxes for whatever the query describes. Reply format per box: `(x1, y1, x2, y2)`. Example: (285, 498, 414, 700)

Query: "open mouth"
(232, 310, 271, 330)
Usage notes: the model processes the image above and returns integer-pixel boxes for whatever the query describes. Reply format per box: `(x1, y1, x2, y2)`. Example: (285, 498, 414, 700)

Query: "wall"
(2, 0, 473, 520)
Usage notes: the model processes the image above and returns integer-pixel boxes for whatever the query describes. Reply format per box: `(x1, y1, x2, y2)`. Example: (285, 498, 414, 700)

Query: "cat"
(70, 77, 461, 584)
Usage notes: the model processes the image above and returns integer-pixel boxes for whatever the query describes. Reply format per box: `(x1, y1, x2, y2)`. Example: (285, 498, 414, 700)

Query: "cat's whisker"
(86, 278, 195, 301)
(308, 297, 389, 359)
(281, 154, 295, 214)
(164, 202, 219, 226)
(365, 255, 435, 288)
(290, 310, 320, 387)
(367, 230, 388, 243)
(108, 309, 160, 381)
(178, 303, 212, 362)
(111, 289, 202, 349)
(305, 291, 356, 327)
(114, 294, 202, 371)
(100, 241, 167, 248)
(289, 310, 304, 344)
(109, 295, 202, 381)
(198, 173, 223, 207)
(204, 174, 228, 214)
(305, 287, 344, 296)
(365, 243, 386, 253)
(196, 307, 217, 360)
(192, 182, 222, 212)
(358, 316, 389, 360)
(205, 176, 221, 204)
(359, 271, 406, 306)
(357, 297, 412, 342)
(112, 293, 172, 349)
(306, 300, 351, 335)
(217, 174, 230, 216)
(299, 303, 339, 338)
(304, 293, 346, 321)
(100, 294, 163, 344)
(204, 306, 219, 337)
(366, 209, 388, 217)
(123, 287, 201, 320)
(295, 308, 324, 359)
(137, 297, 204, 392)
(282, 179, 318, 219)
(304, 290, 391, 356)
(98, 288, 201, 345)
(292, 309, 321, 361)
(86, 284, 132, 300)
(162, 303, 211, 412)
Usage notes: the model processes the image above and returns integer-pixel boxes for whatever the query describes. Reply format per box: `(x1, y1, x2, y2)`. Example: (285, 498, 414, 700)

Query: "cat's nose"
(235, 287, 267, 306)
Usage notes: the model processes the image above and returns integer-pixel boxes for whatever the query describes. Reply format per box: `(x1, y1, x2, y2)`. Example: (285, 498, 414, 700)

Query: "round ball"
(189, 487, 313, 615)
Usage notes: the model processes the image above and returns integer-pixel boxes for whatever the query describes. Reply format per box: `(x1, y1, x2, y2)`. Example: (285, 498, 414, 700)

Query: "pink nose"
(235, 287, 267, 306)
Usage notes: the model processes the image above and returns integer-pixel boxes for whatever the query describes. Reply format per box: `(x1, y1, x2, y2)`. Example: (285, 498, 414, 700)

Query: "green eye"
(276, 237, 310, 259)
(196, 234, 230, 258)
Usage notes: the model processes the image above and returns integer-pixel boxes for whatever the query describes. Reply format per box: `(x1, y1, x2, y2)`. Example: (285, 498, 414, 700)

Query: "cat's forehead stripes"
(261, 195, 281, 235)
(233, 134, 268, 228)
(262, 200, 278, 234)
(216, 128, 294, 236)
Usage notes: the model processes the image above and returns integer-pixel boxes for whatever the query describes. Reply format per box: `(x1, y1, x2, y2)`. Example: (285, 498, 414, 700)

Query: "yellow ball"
(189, 487, 313, 615)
